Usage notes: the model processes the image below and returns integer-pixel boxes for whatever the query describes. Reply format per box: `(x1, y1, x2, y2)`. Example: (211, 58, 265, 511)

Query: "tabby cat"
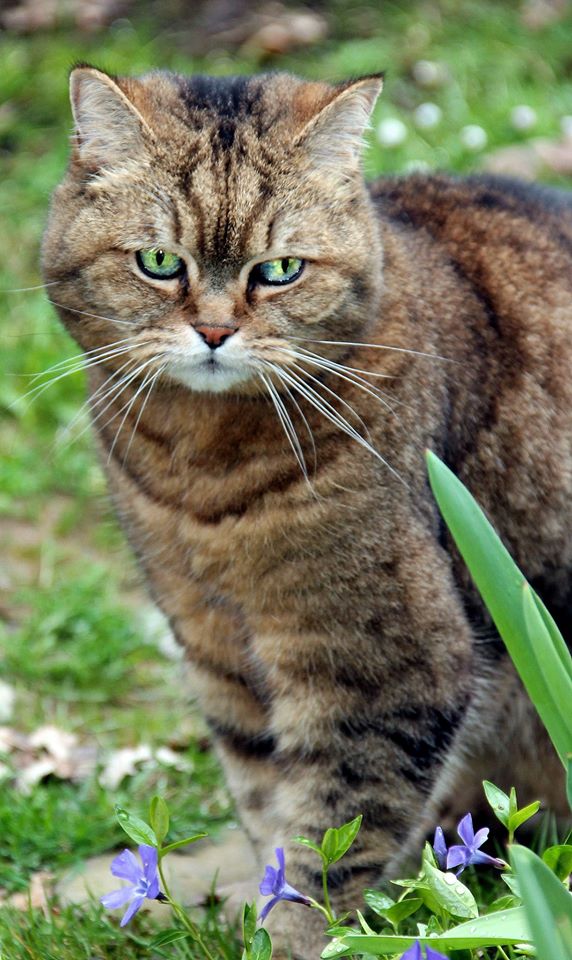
(43, 67, 572, 956)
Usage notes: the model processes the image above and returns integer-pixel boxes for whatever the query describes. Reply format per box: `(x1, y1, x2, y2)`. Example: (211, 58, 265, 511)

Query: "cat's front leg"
(251, 536, 475, 959)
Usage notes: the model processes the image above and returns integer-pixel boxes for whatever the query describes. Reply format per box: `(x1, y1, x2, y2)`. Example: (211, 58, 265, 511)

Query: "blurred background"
(0, 0, 571, 953)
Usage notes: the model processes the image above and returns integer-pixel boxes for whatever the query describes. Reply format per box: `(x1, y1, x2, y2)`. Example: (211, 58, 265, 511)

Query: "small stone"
(460, 124, 488, 151)
(376, 117, 408, 148)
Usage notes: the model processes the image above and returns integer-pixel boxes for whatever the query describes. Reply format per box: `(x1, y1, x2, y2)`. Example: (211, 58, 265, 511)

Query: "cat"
(42, 66, 572, 957)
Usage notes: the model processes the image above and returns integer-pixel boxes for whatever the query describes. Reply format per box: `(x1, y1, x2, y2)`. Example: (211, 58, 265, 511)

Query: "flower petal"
(100, 886, 134, 910)
(399, 942, 422, 960)
(139, 844, 158, 885)
(456, 813, 475, 847)
(433, 826, 448, 869)
(120, 894, 144, 927)
(147, 874, 161, 899)
(258, 895, 281, 923)
(472, 827, 489, 850)
(446, 844, 471, 870)
(469, 849, 505, 869)
(259, 864, 278, 896)
(275, 847, 286, 884)
(110, 849, 142, 883)
(281, 881, 312, 906)
(425, 947, 450, 960)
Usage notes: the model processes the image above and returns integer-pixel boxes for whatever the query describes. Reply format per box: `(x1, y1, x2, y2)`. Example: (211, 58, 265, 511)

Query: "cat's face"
(43, 69, 383, 396)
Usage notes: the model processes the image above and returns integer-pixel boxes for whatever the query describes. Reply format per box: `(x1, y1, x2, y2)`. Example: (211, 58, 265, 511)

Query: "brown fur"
(42, 67, 572, 957)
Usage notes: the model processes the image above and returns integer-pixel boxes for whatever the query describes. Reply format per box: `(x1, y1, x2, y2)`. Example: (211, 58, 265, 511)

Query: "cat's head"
(42, 67, 383, 396)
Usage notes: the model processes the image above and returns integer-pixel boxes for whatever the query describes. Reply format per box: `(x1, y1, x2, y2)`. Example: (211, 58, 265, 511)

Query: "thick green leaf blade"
(320, 907, 530, 957)
(567, 756, 572, 812)
(115, 805, 157, 847)
(522, 585, 572, 751)
(511, 844, 572, 960)
(426, 450, 572, 766)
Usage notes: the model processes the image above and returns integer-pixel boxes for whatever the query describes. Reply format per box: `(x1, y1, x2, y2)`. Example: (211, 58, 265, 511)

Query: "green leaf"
(542, 844, 572, 882)
(249, 928, 272, 960)
(483, 780, 510, 828)
(567, 756, 572, 812)
(149, 929, 193, 947)
(242, 901, 257, 950)
(508, 800, 541, 834)
(502, 874, 521, 897)
(320, 907, 531, 957)
(159, 833, 207, 857)
(426, 451, 572, 767)
(321, 828, 339, 865)
(421, 843, 478, 919)
(114, 805, 157, 847)
(149, 796, 170, 846)
(292, 835, 325, 860)
(363, 890, 395, 916)
(330, 815, 362, 864)
(382, 899, 423, 928)
(508, 787, 518, 822)
(512, 844, 572, 960)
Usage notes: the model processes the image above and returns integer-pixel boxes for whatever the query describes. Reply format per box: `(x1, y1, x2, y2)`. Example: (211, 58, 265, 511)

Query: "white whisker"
(48, 299, 139, 328)
(286, 335, 452, 363)
(259, 371, 308, 480)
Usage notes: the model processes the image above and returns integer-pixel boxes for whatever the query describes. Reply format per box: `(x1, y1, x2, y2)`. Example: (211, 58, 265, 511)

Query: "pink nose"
(194, 325, 236, 349)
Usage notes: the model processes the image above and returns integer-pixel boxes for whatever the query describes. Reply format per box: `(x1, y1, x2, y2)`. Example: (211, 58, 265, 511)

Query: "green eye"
(136, 249, 185, 279)
(255, 257, 304, 286)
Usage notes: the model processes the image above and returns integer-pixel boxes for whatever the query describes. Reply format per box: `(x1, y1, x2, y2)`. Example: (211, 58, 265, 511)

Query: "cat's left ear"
(293, 75, 383, 174)
(69, 65, 154, 170)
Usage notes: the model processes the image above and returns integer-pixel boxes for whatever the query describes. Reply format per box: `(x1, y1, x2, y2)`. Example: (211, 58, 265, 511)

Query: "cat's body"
(43, 68, 571, 956)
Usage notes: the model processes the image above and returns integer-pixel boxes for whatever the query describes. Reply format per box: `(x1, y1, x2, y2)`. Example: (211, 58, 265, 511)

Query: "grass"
(1, 1, 571, 957)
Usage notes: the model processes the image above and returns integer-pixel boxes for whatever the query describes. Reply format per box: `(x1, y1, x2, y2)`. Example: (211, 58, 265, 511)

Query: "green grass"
(1, 1, 571, 956)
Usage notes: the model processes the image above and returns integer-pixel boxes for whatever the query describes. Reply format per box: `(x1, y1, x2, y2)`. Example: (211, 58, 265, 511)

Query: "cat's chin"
(165, 360, 255, 395)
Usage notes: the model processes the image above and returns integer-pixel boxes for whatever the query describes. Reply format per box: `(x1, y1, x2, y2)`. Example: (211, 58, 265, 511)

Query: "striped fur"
(43, 68, 572, 957)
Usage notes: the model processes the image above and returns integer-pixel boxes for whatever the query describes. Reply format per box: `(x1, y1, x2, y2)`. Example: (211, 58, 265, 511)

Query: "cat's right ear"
(69, 66, 154, 170)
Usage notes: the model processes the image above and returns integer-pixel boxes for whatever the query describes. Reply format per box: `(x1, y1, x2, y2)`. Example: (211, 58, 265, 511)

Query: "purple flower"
(100, 844, 163, 926)
(258, 847, 312, 922)
(400, 942, 449, 960)
(445, 813, 505, 875)
(433, 826, 448, 870)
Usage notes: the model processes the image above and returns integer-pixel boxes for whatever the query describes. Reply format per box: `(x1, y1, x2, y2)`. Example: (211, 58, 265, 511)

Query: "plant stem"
(158, 859, 216, 960)
(322, 865, 336, 924)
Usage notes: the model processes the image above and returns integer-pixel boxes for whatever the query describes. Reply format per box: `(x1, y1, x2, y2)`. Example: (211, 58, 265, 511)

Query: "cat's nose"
(194, 325, 236, 349)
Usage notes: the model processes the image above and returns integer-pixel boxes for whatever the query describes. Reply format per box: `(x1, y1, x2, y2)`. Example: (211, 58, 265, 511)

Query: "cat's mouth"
(165, 352, 255, 394)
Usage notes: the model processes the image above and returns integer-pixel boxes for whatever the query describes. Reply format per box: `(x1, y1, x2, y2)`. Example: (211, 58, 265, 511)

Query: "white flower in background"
(510, 105, 537, 132)
(561, 115, 572, 139)
(413, 102, 442, 130)
(412, 59, 448, 88)
(377, 117, 408, 147)
(460, 124, 488, 151)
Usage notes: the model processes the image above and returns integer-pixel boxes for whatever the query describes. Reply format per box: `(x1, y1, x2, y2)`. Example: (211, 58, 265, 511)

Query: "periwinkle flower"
(400, 942, 449, 960)
(433, 813, 505, 876)
(259, 847, 312, 922)
(432, 825, 448, 870)
(100, 844, 163, 926)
